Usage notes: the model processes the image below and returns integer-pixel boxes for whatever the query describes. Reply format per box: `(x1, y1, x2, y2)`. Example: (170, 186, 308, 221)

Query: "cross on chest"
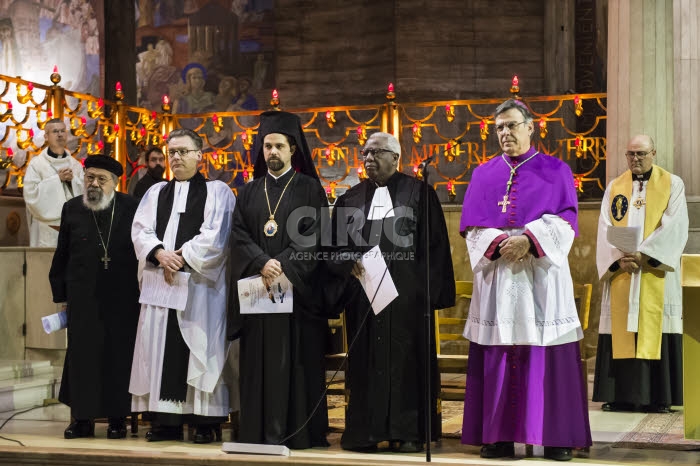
(101, 253, 111, 270)
(498, 194, 511, 213)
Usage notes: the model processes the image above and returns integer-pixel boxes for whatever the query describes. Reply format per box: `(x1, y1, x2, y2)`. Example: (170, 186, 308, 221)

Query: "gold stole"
(609, 166, 671, 359)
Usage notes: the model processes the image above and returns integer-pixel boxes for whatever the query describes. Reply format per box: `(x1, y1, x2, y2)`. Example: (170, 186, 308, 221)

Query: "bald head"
(625, 134, 656, 175)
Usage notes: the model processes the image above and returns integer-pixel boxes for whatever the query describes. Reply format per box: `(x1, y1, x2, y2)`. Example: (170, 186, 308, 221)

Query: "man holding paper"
(49, 155, 140, 439)
(328, 132, 455, 453)
(593, 134, 688, 413)
(129, 128, 236, 443)
(228, 111, 330, 449)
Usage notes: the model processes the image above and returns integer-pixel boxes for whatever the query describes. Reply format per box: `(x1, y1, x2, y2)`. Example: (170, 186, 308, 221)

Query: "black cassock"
(328, 171, 455, 449)
(49, 193, 140, 420)
(228, 170, 331, 449)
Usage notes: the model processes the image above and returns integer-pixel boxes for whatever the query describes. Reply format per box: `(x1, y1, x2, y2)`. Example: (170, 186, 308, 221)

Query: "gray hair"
(368, 132, 401, 157)
(494, 99, 534, 123)
(167, 128, 203, 150)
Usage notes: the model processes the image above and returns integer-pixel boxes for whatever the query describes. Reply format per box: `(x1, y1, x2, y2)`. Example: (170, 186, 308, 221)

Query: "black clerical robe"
(133, 171, 165, 199)
(228, 170, 330, 449)
(49, 193, 140, 420)
(329, 171, 455, 449)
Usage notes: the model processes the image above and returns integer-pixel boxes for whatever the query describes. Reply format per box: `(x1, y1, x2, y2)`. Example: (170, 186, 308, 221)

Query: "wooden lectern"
(681, 254, 700, 439)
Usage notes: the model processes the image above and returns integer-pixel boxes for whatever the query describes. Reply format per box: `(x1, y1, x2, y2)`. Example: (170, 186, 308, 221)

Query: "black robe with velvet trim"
(228, 169, 330, 449)
(49, 193, 140, 420)
(327, 171, 455, 449)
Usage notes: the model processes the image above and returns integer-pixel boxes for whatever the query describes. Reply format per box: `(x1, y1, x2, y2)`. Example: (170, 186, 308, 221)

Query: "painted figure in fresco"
(230, 76, 258, 111)
(173, 63, 216, 114)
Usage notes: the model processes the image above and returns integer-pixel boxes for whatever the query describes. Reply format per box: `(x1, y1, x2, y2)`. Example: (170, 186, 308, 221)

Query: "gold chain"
(264, 173, 296, 220)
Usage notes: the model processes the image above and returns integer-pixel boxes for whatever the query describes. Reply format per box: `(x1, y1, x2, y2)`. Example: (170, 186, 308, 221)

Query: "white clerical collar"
(174, 180, 190, 213)
(268, 166, 293, 180)
(368, 186, 394, 220)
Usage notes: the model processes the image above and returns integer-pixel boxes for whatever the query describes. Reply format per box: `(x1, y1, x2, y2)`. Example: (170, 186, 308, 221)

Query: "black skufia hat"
(84, 154, 123, 177)
(252, 111, 318, 179)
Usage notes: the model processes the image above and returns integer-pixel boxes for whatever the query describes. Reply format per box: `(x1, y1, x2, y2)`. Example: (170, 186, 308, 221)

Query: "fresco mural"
(0, 0, 102, 94)
(135, 0, 274, 112)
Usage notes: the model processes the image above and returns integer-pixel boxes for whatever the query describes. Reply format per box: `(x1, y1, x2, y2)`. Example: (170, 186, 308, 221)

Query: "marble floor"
(0, 400, 698, 466)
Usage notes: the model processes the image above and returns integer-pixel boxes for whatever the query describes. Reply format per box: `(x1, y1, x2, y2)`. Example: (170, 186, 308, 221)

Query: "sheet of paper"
(358, 245, 399, 315)
(42, 310, 67, 334)
(238, 274, 293, 314)
(607, 225, 642, 253)
(139, 268, 190, 310)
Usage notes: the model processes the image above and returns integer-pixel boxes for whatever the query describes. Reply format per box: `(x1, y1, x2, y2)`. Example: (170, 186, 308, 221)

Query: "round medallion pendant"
(264, 218, 278, 237)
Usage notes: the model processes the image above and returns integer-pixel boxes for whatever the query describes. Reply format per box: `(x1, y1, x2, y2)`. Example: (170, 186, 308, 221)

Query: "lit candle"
(480, 120, 486, 130)
(241, 131, 247, 141)
(325, 186, 331, 194)
(575, 136, 581, 147)
(212, 114, 219, 124)
(97, 141, 104, 150)
(114, 124, 120, 133)
(7, 148, 13, 158)
(446, 104, 451, 112)
(97, 98, 104, 108)
(151, 111, 157, 120)
(357, 167, 363, 175)
(47, 109, 52, 118)
(28, 129, 34, 137)
(512, 75, 519, 86)
(326, 111, 332, 119)
(7, 102, 12, 110)
(140, 127, 146, 137)
(53, 65, 58, 73)
(27, 82, 33, 91)
(115, 82, 122, 92)
(272, 89, 279, 99)
(388, 82, 394, 93)
(162, 95, 169, 105)
(357, 126, 362, 135)
(574, 95, 581, 105)
(413, 165, 419, 174)
(80, 116, 86, 125)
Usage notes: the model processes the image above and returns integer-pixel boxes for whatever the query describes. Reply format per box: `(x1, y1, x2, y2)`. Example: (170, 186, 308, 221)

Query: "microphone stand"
(421, 155, 434, 463)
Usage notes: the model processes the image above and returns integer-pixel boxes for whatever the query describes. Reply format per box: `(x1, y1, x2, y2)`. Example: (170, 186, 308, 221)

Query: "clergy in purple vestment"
(458, 99, 591, 462)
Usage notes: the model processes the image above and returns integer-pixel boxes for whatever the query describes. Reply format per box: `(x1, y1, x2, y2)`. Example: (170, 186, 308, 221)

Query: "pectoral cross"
(101, 253, 111, 270)
(498, 194, 511, 213)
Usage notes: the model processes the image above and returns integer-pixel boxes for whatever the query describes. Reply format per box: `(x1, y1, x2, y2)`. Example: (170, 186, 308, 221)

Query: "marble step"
(0, 363, 62, 413)
(0, 360, 54, 381)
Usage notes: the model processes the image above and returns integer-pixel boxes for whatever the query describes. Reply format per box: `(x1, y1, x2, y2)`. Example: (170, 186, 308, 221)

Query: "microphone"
(418, 155, 436, 169)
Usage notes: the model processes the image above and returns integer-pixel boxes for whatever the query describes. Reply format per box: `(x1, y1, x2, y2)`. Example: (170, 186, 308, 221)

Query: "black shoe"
(480, 441, 515, 458)
(107, 418, 127, 439)
(64, 420, 95, 439)
(193, 424, 219, 444)
(145, 425, 183, 442)
(644, 404, 672, 414)
(601, 402, 635, 412)
(396, 440, 423, 453)
(342, 443, 378, 452)
(544, 446, 573, 461)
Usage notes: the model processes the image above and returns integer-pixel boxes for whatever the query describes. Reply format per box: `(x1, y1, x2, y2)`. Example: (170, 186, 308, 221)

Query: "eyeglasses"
(495, 121, 527, 133)
(85, 174, 112, 186)
(625, 150, 654, 159)
(360, 148, 397, 160)
(167, 148, 199, 158)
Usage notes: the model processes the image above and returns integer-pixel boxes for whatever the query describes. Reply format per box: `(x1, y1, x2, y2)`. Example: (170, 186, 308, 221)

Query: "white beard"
(82, 188, 115, 211)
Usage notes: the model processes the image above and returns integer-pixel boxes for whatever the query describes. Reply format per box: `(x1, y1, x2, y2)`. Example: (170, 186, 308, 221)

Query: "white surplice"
(463, 214, 583, 346)
(23, 149, 84, 247)
(129, 180, 235, 417)
(596, 174, 688, 335)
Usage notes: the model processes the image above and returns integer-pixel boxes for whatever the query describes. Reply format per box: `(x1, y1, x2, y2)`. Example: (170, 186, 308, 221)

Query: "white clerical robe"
(597, 174, 688, 335)
(463, 214, 583, 346)
(23, 149, 84, 247)
(129, 180, 235, 417)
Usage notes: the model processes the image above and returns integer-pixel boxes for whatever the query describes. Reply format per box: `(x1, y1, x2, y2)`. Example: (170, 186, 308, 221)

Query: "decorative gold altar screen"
(0, 73, 607, 202)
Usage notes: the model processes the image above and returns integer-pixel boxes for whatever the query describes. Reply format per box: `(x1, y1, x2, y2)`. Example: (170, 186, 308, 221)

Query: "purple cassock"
(459, 147, 592, 449)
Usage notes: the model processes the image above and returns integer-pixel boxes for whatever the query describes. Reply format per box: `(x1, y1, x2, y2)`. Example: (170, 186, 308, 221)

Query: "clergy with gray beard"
(49, 155, 141, 440)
